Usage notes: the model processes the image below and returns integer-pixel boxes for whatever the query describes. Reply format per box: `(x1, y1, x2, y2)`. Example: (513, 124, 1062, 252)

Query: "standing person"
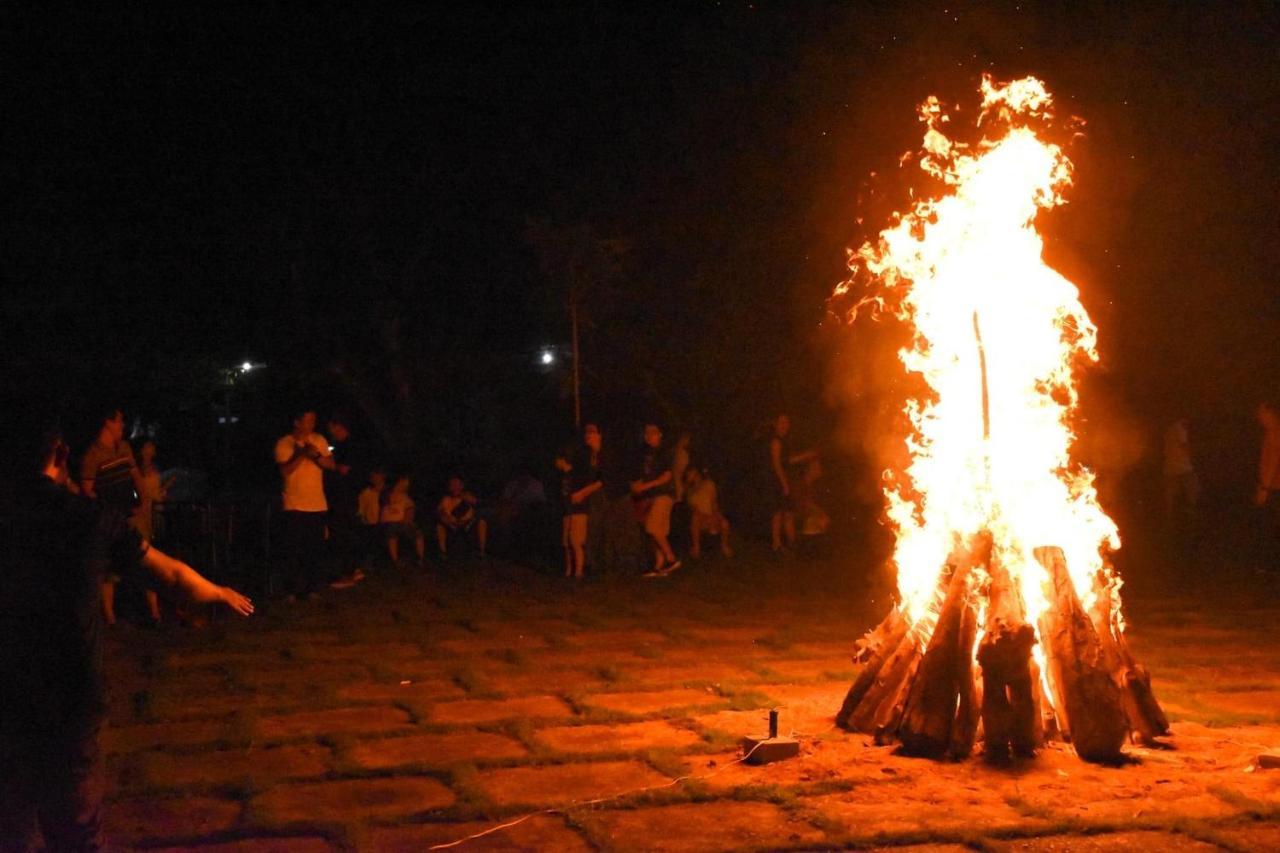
(325, 413, 368, 589)
(79, 406, 144, 626)
(1162, 418, 1199, 530)
(131, 441, 174, 626)
(1, 423, 253, 850)
(633, 423, 680, 577)
(768, 413, 817, 555)
(565, 424, 605, 579)
(273, 409, 335, 602)
(437, 476, 488, 559)
(1254, 402, 1280, 572)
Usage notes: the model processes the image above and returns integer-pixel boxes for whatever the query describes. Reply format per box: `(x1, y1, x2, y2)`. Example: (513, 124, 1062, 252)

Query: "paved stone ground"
(99, 554, 1280, 851)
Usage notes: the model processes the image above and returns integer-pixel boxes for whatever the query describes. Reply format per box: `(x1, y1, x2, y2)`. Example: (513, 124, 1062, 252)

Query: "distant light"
(241, 361, 254, 372)
(539, 349, 555, 366)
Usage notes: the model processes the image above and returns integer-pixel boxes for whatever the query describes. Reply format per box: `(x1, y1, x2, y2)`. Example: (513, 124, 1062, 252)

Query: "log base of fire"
(838, 535, 1169, 765)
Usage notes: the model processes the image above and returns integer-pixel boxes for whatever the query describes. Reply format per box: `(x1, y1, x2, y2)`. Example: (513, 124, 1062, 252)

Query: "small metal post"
(768, 709, 779, 739)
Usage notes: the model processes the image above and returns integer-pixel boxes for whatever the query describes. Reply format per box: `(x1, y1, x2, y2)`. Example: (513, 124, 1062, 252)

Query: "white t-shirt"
(274, 433, 331, 512)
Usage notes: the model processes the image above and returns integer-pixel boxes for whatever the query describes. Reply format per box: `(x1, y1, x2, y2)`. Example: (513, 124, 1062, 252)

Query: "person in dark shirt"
(632, 423, 680, 576)
(325, 413, 371, 587)
(0, 426, 254, 850)
(563, 424, 604, 579)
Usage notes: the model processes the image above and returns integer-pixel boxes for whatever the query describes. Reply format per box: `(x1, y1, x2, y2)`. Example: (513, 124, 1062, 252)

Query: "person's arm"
(141, 545, 254, 615)
(789, 448, 819, 466)
(437, 499, 455, 527)
(80, 453, 98, 499)
(277, 442, 310, 476)
(770, 438, 789, 496)
(570, 480, 603, 504)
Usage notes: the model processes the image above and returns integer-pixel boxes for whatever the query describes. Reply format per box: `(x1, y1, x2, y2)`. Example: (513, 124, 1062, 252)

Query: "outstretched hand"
(220, 586, 255, 616)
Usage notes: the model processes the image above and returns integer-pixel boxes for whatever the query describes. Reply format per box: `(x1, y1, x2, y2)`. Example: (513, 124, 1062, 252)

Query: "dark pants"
(327, 510, 363, 575)
(281, 510, 327, 596)
(0, 722, 104, 852)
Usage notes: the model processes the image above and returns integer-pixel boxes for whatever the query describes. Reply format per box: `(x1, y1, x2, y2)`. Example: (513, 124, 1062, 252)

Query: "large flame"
(845, 75, 1120, 640)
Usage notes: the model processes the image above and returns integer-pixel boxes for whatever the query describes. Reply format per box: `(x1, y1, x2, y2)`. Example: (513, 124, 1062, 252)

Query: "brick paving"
(96, 559, 1280, 850)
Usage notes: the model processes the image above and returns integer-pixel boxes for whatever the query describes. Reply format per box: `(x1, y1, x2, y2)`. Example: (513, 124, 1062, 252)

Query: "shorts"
(383, 521, 422, 541)
(644, 495, 674, 539)
(692, 509, 729, 536)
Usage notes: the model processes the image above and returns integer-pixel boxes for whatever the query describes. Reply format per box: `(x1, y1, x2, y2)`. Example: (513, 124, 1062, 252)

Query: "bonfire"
(834, 76, 1168, 764)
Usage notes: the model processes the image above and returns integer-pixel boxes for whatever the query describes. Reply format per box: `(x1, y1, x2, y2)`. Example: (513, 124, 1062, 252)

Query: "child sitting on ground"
(381, 473, 427, 567)
(685, 466, 733, 559)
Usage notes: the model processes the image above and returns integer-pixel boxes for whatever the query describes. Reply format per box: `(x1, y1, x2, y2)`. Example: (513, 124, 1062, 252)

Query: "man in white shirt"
(274, 410, 335, 600)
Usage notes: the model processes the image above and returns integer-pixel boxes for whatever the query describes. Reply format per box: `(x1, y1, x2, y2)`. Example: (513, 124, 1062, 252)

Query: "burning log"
(1033, 546, 1128, 763)
(947, 600, 981, 760)
(837, 606, 909, 729)
(1089, 570, 1170, 745)
(898, 533, 992, 758)
(976, 554, 1041, 760)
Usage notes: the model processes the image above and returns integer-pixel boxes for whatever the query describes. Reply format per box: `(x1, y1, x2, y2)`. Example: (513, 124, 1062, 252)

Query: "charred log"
(977, 555, 1040, 760)
(1033, 546, 1128, 763)
(1089, 571, 1170, 744)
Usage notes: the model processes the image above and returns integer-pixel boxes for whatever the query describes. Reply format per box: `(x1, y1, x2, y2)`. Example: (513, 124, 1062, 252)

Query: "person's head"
(774, 413, 791, 437)
(327, 413, 351, 443)
(447, 475, 464, 496)
(98, 407, 126, 443)
(393, 474, 411, 493)
(369, 469, 387, 490)
(291, 409, 317, 437)
(583, 422, 602, 452)
(675, 432, 691, 451)
(140, 440, 157, 466)
(643, 423, 662, 448)
(684, 466, 703, 487)
(1258, 402, 1279, 431)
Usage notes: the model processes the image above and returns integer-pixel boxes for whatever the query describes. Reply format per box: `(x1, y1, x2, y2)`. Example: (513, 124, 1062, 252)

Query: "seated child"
(684, 467, 732, 559)
(436, 475, 487, 559)
(381, 473, 426, 567)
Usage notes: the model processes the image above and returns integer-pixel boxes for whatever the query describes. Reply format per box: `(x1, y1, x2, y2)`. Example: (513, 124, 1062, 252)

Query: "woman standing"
(132, 440, 173, 624)
(564, 423, 604, 579)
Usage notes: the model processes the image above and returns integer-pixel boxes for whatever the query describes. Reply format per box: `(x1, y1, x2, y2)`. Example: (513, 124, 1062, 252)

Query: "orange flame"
(844, 75, 1120, 639)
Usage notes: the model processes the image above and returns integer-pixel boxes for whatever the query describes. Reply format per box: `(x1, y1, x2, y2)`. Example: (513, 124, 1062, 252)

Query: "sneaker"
(330, 577, 359, 590)
(641, 567, 666, 578)
(661, 559, 682, 575)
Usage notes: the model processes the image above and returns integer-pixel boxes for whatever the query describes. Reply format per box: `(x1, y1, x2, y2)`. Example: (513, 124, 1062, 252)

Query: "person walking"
(768, 413, 816, 555)
(273, 409, 335, 601)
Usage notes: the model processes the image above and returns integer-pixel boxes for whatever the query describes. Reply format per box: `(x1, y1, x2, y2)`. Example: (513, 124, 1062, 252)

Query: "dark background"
(3, 2, 1277, 559)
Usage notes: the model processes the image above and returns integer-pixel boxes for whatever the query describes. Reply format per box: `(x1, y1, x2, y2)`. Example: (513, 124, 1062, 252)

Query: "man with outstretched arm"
(1, 424, 253, 851)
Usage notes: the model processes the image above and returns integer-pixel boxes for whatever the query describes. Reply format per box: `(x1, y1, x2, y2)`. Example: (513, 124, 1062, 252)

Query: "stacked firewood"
(837, 535, 1168, 764)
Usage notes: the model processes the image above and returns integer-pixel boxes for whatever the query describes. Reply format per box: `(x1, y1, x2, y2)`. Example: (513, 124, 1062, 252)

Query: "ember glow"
(833, 76, 1168, 764)
(846, 75, 1118, 637)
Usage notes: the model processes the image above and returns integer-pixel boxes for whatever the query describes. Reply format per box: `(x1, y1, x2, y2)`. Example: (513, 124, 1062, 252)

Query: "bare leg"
(475, 519, 488, 557)
(387, 536, 399, 564)
(414, 534, 426, 564)
(689, 514, 703, 560)
(720, 519, 733, 557)
(783, 512, 796, 549)
(101, 581, 116, 626)
(145, 589, 161, 622)
(565, 514, 576, 573)
(436, 524, 449, 556)
(771, 511, 783, 551)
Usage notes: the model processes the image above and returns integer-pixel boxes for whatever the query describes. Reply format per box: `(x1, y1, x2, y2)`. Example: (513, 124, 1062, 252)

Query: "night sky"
(4, 3, 1277, 505)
